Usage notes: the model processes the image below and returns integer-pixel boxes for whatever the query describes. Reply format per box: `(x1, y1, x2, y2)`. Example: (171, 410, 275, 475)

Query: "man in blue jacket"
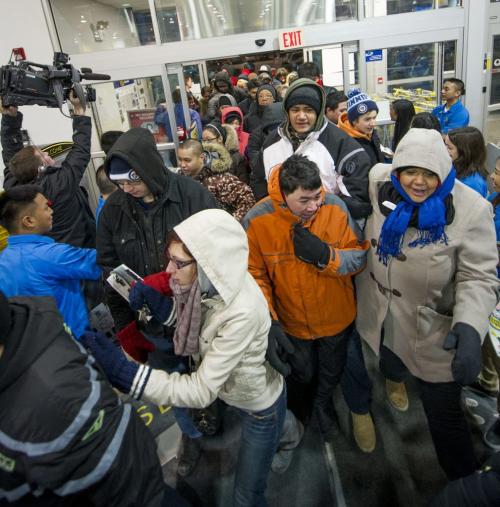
(0, 185, 101, 339)
(432, 78, 469, 134)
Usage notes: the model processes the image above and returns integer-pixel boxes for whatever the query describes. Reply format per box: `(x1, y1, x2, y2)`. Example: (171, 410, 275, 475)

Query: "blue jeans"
(233, 386, 287, 507)
(147, 339, 202, 439)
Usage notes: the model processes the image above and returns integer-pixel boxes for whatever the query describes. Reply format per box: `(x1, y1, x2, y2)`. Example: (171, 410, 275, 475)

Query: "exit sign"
(279, 29, 304, 50)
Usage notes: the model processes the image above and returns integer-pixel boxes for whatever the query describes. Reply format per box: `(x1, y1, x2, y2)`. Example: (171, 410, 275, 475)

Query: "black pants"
(340, 328, 373, 414)
(285, 326, 351, 421)
(380, 345, 477, 480)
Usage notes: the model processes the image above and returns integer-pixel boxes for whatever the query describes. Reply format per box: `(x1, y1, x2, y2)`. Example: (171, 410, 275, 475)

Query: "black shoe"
(177, 435, 202, 477)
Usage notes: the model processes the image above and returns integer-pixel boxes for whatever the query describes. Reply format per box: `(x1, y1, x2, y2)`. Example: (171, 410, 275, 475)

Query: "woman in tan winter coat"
(356, 128, 499, 480)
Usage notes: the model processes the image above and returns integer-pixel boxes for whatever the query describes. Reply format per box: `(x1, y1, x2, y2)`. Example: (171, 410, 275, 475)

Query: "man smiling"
(251, 79, 372, 220)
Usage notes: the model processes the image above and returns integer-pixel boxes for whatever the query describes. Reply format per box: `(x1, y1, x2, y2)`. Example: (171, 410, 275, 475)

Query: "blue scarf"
(376, 167, 456, 265)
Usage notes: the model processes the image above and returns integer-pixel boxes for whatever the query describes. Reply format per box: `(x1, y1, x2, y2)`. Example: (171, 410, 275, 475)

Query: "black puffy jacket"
(0, 296, 165, 506)
(97, 127, 218, 330)
(1, 112, 96, 248)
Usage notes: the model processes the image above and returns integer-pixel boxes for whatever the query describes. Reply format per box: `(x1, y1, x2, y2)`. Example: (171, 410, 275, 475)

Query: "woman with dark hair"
(356, 127, 498, 480)
(390, 99, 416, 151)
(445, 126, 488, 197)
(83, 209, 302, 506)
(410, 112, 441, 132)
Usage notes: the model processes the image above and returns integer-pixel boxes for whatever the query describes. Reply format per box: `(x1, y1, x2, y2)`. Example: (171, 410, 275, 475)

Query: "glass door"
(303, 42, 359, 92)
(484, 28, 500, 144)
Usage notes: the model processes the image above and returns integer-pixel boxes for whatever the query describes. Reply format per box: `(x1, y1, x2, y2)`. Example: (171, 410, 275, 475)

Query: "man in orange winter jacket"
(242, 154, 369, 438)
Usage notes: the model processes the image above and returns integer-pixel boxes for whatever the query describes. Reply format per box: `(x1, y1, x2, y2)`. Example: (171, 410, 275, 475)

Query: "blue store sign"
(365, 50, 383, 63)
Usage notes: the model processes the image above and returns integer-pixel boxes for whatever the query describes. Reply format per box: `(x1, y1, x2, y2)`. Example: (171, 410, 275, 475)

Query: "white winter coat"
(136, 209, 283, 411)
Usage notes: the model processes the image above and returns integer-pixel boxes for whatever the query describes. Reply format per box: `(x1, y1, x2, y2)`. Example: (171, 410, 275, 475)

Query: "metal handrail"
(90, 142, 176, 159)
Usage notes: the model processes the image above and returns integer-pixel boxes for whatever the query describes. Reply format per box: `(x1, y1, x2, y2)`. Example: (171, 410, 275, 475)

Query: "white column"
(462, 0, 489, 128)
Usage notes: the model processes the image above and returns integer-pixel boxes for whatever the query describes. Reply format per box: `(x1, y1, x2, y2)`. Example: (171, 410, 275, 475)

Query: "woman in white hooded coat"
(356, 128, 499, 480)
(83, 209, 299, 507)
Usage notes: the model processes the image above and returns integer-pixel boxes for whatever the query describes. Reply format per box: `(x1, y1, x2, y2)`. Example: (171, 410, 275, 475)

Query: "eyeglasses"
(168, 257, 196, 270)
(115, 179, 143, 188)
(203, 137, 219, 142)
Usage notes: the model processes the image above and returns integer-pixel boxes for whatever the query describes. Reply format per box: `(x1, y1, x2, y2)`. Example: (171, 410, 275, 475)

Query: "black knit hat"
(284, 84, 323, 115)
(224, 111, 242, 124)
(257, 84, 277, 102)
(0, 291, 11, 345)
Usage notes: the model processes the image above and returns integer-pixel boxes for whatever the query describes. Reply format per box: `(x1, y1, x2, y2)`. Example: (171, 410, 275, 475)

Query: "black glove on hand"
(293, 224, 331, 268)
(443, 322, 481, 386)
(267, 320, 295, 377)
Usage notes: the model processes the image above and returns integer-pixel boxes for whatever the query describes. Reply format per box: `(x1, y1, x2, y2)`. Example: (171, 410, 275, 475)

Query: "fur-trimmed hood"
(221, 123, 240, 153)
(201, 142, 232, 174)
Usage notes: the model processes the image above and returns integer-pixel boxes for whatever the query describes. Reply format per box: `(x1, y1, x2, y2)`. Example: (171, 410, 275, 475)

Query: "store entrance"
(204, 49, 304, 82)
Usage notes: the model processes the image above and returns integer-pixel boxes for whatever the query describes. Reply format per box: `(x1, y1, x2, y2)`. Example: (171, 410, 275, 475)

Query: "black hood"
(104, 128, 169, 197)
(214, 71, 234, 93)
(0, 296, 65, 392)
(261, 102, 286, 130)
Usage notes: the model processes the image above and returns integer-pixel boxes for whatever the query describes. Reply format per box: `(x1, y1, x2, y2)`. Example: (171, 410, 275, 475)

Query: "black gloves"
(443, 322, 481, 386)
(267, 320, 295, 377)
(293, 224, 331, 269)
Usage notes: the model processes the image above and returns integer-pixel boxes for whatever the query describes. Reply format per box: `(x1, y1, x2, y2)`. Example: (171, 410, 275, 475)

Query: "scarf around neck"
(169, 278, 201, 356)
(376, 167, 456, 265)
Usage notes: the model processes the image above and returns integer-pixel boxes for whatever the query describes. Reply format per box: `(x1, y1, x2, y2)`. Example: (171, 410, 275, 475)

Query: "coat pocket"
(112, 232, 138, 267)
(415, 305, 454, 378)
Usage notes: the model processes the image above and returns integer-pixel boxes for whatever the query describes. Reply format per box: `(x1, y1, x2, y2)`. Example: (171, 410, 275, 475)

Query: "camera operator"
(1, 90, 96, 248)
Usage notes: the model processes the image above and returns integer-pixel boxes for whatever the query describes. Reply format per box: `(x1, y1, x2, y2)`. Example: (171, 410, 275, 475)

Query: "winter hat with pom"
(347, 88, 378, 123)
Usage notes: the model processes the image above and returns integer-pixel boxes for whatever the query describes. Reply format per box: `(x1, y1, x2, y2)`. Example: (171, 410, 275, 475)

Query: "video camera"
(0, 51, 110, 110)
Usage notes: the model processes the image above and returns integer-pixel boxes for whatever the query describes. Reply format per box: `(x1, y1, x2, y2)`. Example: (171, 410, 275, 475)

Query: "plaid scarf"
(169, 279, 201, 356)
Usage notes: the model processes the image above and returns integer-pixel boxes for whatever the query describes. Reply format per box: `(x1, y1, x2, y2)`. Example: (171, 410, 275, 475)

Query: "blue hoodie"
(0, 235, 101, 338)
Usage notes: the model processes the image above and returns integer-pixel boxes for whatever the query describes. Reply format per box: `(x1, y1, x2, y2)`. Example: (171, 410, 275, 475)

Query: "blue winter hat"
(108, 156, 141, 182)
(347, 88, 378, 123)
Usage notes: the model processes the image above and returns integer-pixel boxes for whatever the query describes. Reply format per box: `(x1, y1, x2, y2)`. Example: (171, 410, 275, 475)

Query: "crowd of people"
(1, 61, 500, 506)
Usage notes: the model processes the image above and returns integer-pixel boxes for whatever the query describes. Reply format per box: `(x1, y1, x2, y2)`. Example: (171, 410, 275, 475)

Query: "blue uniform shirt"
(432, 100, 469, 134)
(459, 172, 488, 198)
(0, 235, 101, 338)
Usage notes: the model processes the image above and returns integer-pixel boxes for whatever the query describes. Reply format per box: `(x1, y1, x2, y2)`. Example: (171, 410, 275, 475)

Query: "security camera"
(255, 39, 266, 47)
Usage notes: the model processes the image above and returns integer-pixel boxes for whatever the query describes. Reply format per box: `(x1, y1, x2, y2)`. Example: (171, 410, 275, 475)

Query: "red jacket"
(221, 106, 250, 157)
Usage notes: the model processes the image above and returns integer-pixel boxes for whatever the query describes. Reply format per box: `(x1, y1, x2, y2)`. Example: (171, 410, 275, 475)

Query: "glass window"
(92, 76, 165, 140)
(366, 41, 457, 115)
(49, 0, 155, 54)
(364, 0, 461, 17)
(387, 43, 434, 81)
(154, 0, 357, 43)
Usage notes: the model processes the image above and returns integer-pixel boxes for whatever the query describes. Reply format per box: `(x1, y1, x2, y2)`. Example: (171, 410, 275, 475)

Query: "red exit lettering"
(282, 30, 302, 49)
